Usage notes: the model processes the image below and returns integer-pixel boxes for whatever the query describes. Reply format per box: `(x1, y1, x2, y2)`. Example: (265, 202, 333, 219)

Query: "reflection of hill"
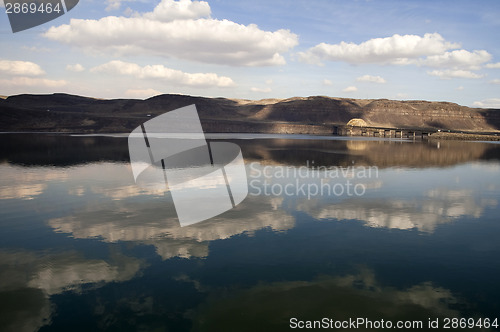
(1, 133, 500, 169)
(0, 134, 129, 166)
(236, 138, 500, 168)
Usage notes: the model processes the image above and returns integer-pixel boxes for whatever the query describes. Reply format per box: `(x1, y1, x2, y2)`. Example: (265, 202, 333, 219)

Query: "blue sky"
(0, 0, 499, 107)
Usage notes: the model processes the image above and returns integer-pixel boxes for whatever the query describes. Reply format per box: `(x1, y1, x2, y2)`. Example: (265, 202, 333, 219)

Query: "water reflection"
(194, 268, 463, 332)
(0, 165, 68, 200)
(48, 192, 294, 259)
(2, 133, 500, 168)
(0, 250, 144, 332)
(1, 135, 499, 254)
(0, 134, 500, 331)
(297, 187, 498, 232)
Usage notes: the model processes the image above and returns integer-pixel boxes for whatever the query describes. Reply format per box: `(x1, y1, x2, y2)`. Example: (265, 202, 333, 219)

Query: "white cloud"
(43, 0, 298, 67)
(125, 88, 162, 98)
(250, 87, 272, 93)
(456, 86, 464, 90)
(143, 0, 211, 21)
(422, 49, 491, 70)
(322, 79, 333, 86)
(66, 63, 85, 72)
(342, 86, 357, 93)
(427, 69, 484, 79)
(0, 77, 67, 87)
(489, 79, 500, 84)
(299, 33, 459, 65)
(299, 33, 490, 79)
(356, 74, 386, 84)
(91, 60, 235, 87)
(485, 62, 500, 69)
(0, 59, 45, 76)
(473, 99, 500, 108)
(265, 79, 273, 85)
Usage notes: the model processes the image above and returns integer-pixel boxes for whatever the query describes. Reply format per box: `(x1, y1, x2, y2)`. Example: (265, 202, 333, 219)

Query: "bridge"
(333, 125, 437, 139)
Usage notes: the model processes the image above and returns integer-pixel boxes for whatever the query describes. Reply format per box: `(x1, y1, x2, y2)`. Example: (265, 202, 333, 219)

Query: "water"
(0, 133, 499, 331)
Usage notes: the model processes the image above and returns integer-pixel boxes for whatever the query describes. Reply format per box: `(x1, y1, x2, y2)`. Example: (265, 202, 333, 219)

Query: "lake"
(1, 133, 499, 331)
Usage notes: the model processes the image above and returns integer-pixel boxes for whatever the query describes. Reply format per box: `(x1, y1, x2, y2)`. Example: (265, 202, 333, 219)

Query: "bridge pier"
(333, 125, 436, 138)
(384, 130, 394, 137)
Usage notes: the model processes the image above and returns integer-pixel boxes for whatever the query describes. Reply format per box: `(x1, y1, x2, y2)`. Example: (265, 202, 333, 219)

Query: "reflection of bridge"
(333, 125, 437, 139)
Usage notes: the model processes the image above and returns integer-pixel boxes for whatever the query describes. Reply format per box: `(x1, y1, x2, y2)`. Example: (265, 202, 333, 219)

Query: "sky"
(0, 0, 499, 107)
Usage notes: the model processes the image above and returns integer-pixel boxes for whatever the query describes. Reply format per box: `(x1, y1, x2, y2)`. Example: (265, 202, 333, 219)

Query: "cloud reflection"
(0, 165, 67, 200)
(48, 195, 294, 260)
(0, 250, 144, 332)
(297, 187, 497, 232)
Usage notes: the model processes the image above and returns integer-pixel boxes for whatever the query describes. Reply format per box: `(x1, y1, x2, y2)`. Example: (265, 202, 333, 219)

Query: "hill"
(0, 93, 499, 134)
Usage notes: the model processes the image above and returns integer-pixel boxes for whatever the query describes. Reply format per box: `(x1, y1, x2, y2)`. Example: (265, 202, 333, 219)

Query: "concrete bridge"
(333, 125, 437, 139)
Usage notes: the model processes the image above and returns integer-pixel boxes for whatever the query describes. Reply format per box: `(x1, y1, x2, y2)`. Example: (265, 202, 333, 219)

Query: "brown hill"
(0, 93, 499, 134)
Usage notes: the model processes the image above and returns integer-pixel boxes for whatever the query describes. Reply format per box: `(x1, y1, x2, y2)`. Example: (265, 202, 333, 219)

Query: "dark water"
(1, 133, 500, 331)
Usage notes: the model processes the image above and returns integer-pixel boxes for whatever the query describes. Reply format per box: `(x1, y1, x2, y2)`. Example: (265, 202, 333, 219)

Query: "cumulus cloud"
(0, 77, 67, 87)
(356, 74, 386, 84)
(0, 59, 67, 90)
(143, 0, 211, 21)
(427, 69, 484, 79)
(66, 63, 85, 72)
(342, 86, 357, 92)
(299, 33, 491, 79)
(421, 49, 491, 70)
(125, 88, 162, 98)
(91, 60, 235, 87)
(299, 33, 459, 65)
(322, 79, 333, 86)
(43, 0, 298, 67)
(0, 59, 45, 76)
(485, 62, 500, 69)
(473, 98, 500, 108)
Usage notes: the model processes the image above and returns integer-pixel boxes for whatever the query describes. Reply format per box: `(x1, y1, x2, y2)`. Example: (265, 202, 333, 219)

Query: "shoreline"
(1, 130, 500, 142)
(428, 132, 500, 141)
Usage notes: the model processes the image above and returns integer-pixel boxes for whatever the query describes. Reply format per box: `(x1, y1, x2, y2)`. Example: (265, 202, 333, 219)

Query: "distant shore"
(428, 132, 500, 141)
(2, 93, 500, 139)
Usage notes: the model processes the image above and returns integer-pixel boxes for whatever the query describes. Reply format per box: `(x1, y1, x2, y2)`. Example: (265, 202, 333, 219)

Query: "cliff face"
(361, 99, 500, 131)
(0, 93, 499, 133)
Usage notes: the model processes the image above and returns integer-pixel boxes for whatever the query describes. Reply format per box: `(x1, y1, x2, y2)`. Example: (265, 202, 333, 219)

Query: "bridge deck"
(333, 125, 437, 138)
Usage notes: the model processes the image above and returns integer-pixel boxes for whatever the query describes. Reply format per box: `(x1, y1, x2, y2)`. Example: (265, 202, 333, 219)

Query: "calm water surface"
(0, 133, 499, 331)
